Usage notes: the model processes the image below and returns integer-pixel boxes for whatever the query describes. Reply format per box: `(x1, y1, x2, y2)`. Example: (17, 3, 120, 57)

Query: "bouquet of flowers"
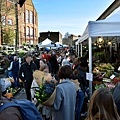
(33, 70, 57, 107)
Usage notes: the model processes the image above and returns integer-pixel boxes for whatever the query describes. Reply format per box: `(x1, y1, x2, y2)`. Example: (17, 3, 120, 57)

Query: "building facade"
(39, 31, 62, 43)
(0, 0, 38, 46)
(97, 0, 120, 20)
(19, 0, 38, 45)
(0, 0, 16, 45)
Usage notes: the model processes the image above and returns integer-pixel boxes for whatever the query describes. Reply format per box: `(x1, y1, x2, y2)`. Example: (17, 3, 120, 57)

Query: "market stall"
(76, 10, 120, 96)
(38, 38, 55, 48)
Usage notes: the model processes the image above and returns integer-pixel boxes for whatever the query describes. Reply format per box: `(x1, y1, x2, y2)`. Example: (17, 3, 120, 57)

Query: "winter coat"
(113, 83, 120, 115)
(75, 66, 88, 92)
(52, 79, 76, 120)
(0, 97, 22, 120)
(12, 61, 19, 74)
(19, 62, 37, 88)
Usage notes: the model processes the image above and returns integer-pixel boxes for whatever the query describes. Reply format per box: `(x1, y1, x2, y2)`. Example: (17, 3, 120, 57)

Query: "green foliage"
(3, 28, 15, 45)
(22, 43, 26, 46)
(94, 83, 115, 94)
(35, 78, 55, 104)
(0, 0, 16, 45)
(95, 84, 105, 90)
(93, 51, 107, 63)
(35, 84, 51, 104)
(19, 51, 26, 58)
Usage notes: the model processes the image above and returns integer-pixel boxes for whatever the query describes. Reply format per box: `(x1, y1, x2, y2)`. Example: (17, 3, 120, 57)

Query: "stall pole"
(78, 43, 80, 56)
(76, 44, 77, 56)
(80, 43, 83, 57)
(89, 37, 93, 98)
(77, 43, 79, 56)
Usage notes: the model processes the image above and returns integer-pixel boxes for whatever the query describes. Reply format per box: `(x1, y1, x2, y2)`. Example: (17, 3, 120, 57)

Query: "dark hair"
(25, 54, 33, 58)
(80, 62, 88, 67)
(58, 65, 73, 79)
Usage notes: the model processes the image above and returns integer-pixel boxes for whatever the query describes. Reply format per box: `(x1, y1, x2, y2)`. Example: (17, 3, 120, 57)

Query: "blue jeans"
(12, 73, 19, 88)
(75, 90, 84, 120)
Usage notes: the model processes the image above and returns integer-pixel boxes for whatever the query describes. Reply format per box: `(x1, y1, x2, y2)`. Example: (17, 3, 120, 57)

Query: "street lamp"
(14, 0, 26, 53)
(18, 0, 26, 7)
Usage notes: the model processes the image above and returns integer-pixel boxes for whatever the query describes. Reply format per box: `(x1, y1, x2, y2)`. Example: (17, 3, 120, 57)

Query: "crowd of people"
(0, 46, 120, 120)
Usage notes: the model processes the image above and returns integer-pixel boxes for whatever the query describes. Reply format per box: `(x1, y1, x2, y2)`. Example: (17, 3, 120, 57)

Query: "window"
(1, 16, 6, 25)
(30, 27, 33, 37)
(26, 10, 29, 23)
(26, 26, 30, 37)
(30, 11, 33, 24)
(7, 19, 13, 25)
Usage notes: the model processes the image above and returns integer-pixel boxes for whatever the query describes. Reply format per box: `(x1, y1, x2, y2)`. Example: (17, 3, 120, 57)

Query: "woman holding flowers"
(52, 65, 76, 120)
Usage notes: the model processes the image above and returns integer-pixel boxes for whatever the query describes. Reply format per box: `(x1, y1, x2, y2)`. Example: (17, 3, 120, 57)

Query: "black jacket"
(19, 62, 37, 83)
(113, 83, 120, 115)
(74, 66, 88, 92)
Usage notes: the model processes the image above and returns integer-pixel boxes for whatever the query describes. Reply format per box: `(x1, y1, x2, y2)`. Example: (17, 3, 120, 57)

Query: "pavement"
(14, 88, 27, 99)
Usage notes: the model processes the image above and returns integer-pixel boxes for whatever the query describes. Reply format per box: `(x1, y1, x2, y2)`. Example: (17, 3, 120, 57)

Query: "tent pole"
(76, 44, 77, 56)
(77, 43, 79, 56)
(80, 43, 82, 57)
(89, 37, 92, 98)
(78, 44, 79, 56)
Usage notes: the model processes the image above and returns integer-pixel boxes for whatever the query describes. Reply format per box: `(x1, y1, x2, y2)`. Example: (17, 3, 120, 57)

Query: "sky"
(32, 0, 114, 37)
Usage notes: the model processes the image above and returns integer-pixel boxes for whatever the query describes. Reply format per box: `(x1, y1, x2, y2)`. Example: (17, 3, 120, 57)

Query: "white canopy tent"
(55, 42, 63, 48)
(63, 44, 69, 47)
(38, 38, 55, 48)
(76, 10, 120, 97)
(45, 42, 63, 50)
(76, 11, 120, 45)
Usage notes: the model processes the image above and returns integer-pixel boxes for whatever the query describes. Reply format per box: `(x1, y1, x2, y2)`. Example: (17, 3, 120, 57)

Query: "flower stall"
(93, 63, 120, 92)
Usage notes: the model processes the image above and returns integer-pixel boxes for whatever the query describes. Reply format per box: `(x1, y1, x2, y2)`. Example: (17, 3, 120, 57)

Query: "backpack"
(0, 98, 43, 120)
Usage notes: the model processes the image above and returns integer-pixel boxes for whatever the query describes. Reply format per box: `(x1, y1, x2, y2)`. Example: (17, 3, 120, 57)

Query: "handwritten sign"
(86, 73, 93, 81)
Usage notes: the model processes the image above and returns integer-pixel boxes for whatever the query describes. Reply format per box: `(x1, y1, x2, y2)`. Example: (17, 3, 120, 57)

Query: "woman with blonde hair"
(86, 88, 120, 120)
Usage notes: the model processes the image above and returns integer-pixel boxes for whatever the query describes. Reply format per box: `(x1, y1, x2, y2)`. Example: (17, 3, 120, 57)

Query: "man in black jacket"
(19, 54, 37, 101)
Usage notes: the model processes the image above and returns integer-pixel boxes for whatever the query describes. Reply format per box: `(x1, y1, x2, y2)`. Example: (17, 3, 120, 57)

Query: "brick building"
(39, 31, 62, 43)
(19, 0, 38, 45)
(0, 0, 38, 45)
(0, 0, 16, 45)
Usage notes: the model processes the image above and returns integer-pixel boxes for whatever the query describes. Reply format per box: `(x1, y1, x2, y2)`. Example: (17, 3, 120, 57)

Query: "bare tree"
(64, 32, 71, 38)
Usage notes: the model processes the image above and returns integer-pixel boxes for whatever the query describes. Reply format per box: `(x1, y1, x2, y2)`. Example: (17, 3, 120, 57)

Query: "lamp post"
(15, 2, 19, 53)
(14, 0, 26, 53)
